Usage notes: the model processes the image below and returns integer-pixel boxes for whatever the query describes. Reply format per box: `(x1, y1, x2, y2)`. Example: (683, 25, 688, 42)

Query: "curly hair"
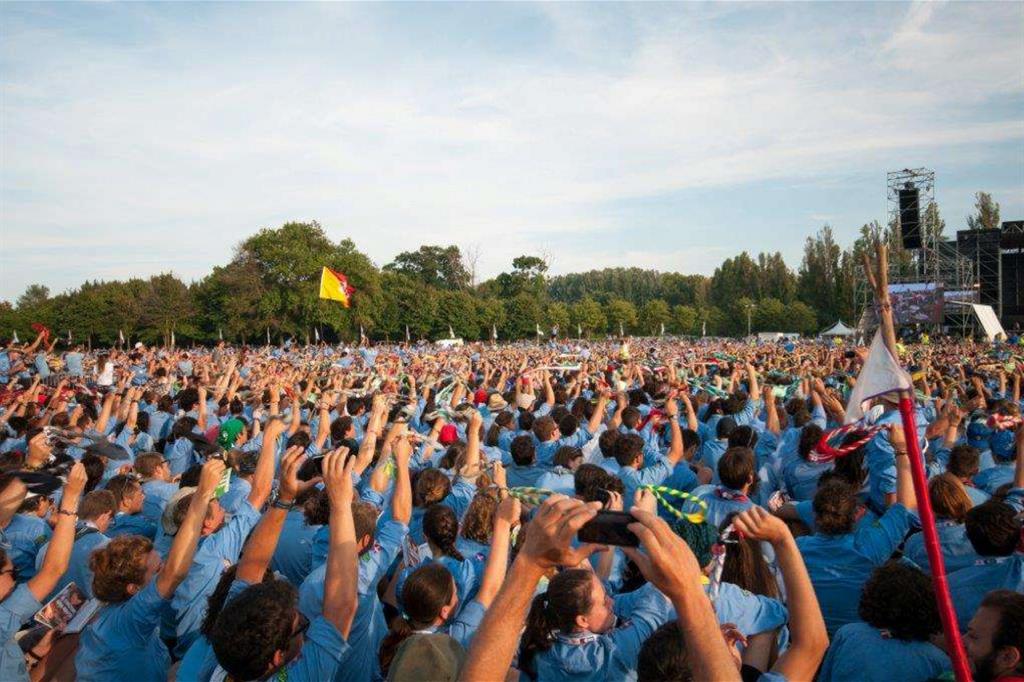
(413, 468, 452, 508)
(210, 580, 298, 680)
(858, 561, 941, 641)
(813, 479, 858, 536)
(89, 535, 154, 603)
(460, 490, 499, 546)
(966, 500, 1021, 556)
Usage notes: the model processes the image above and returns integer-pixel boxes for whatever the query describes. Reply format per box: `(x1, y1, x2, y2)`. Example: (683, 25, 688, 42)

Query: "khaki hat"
(486, 393, 508, 412)
(387, 633, 466, 682)
(160, 486, 195, 536)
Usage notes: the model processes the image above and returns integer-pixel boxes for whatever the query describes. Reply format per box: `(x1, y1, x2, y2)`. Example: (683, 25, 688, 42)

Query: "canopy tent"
(820, 320, 856, 337)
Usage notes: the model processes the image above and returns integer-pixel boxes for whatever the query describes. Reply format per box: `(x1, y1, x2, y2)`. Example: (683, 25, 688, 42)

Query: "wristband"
(272, 497, 295, 511)
(57, 508, 77, 517)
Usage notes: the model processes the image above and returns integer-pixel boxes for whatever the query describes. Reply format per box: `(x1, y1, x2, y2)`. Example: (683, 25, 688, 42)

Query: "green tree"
(545, 302, 571, 337)
(435, 290, 479, 339)
(638, 299, 671, 335)
(16, 284, 50, 311)
(504, 292, 543, 339)
(384, 245, 470, 290)
(570, 297, 606, 337)
(966, 192, 1000, 231)
(672, 304, 698, 335)
(785, 301, 818, 335)
(753, 298, 787, 332)
(606, 299, 637, 335)
(475, 297, 507, 340)
(139, 273, 195, 345)
(797, 225, 843, 324)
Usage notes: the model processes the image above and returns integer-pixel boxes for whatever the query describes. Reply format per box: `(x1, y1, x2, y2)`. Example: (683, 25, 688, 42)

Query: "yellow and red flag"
(319, 267, 355, 307)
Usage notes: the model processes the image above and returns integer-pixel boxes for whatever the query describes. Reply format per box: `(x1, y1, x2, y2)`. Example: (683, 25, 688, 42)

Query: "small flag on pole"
(552, 325, 559, 337)
(171, 329, 176, 347)
(319, 267, 354, 307)
(359, 324, 366, 344)
(702, 320, 707, 337)
(619, 321, 624, 337)
(448, 324, 455, 339)
(492, 324, 497, 340)
(577, 323, 582, 338)
(844, 330, 913, 423)
(267, 328, 271, 345)
(660, 322, 665, 336)
(314, 327, 320, 343)
(218, 327, 223, 341)
(405, 325, 411, 342)
(119, 329, 125, 344)
(536, 323, 542, 337)
(67, 330, 71, 343)
(11, 330, 18, 344)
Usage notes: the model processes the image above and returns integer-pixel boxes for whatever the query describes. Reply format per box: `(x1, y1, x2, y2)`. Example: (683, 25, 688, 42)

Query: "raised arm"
(27, 463, 86, 601)
(733, 507, 828, 680)
(157, 459, 225, 598)
(623, 509, 740, 682)
(663, 397, 684, 465)
(247, 417, 285, 509)
(889, 424, 917, 513)
(462, 410, 483, 478)
(236, 447, 306, 584)
(474, 496, 518, 608)
(316, 451, 358, 637)
(587, 392, 610, 434)
(390, 434, 413, 525)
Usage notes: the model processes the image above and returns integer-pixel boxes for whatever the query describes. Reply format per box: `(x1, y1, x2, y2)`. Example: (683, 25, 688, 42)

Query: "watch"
(271, 497, 295, 511)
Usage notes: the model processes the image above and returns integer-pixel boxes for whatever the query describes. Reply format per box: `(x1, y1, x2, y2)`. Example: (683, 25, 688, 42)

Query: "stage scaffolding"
(855, 168, 978, 338)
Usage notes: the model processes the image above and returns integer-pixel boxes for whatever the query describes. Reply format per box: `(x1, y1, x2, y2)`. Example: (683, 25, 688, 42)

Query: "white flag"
(11, 331, 18, 344)
(218, 327, 223, 341)
(314, 327, 320, 343)
(171, 329, 176, 347)
(577, 323, 582, 338)
(619, 321, 624, 337)
(266, 328, 271, 345)
(844, 329, 912, 424)
(67, 329, 71, 343)
(405, 325, 411, 342)
(491, 324, 497, 340)
(360, 324, 365, 341)
(536, 323, 542, 337)
(449, 324, 455, 339)
(702, 320, 707, 337)
(660, 322, 666, 336)
(119, 329, 125, 344)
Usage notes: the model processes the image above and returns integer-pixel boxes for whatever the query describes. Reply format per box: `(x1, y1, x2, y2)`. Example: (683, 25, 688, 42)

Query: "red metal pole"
(898, 395, 971, 682)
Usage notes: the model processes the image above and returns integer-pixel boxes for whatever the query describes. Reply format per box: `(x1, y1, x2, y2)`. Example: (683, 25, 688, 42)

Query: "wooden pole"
(868, 242, 971, 682)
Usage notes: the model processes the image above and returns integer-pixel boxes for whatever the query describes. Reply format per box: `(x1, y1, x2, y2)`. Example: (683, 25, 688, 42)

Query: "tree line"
(0, 192, 1004, 346)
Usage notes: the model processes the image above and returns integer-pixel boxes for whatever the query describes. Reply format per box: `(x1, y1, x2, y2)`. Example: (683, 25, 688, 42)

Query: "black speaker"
(899, 187, 922, 249)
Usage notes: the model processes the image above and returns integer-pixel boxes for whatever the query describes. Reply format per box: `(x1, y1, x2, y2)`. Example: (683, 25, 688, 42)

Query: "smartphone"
(578, 511, 639, 547)
(213, 468, 232, 498)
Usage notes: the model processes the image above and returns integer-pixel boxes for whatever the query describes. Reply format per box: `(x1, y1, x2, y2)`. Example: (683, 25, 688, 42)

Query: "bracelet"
(57, 508, 77, 517)
(271, 497, 295, 511)
(894, 450, 909, 458)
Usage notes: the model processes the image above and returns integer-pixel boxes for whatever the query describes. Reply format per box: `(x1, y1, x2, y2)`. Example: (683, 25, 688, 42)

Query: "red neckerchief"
(715, 487, 749, 503)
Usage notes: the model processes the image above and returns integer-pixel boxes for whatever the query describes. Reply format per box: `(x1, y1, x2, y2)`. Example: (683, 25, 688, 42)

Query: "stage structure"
(856, 168, 978, 337)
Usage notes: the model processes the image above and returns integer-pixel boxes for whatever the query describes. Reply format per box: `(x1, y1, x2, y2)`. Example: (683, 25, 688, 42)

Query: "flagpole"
(867, 243, 970, 682)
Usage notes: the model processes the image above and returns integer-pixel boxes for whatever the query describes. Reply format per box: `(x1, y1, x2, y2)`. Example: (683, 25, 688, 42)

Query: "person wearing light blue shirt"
(34, 492, 115, 601)
(818, 561, 951, 682)
(523, 576, 672, 682)
(64, 349, 84, 377)
(0, 512, 51, 582)
(797, 472, 915, 636)
(947, 491, 1024, 632)
(75, 460, 225, 682)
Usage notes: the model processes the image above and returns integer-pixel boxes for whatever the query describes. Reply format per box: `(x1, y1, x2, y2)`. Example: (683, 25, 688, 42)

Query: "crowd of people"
(0, 329, 1021, 681)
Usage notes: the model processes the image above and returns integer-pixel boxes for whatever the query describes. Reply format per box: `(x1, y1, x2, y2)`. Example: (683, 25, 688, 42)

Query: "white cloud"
(1, 2, 1021, 300)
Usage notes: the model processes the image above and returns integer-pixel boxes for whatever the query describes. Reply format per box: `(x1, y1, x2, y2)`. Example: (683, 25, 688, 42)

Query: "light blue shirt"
(0, 584, 41, 681)
(532, 583, 671, 682)
(170, 500, 261, 656)
(75, 580, 172, 681)
(1, 514, 51, 581)
(299, 518, 407, 682)
(947, 553, 1024, 632)
(797, 504, 914, 636)
(35, 525, 109, 600)
(818, 621, 950, 682)
(903, 520, 978, 575)
(141, 480, 178, 527)
(270, 510, 319, 587)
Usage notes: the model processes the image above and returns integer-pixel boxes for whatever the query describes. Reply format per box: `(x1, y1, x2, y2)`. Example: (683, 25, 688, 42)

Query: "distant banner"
(888, 283, 943, 324)
(943, 289, 979, 304)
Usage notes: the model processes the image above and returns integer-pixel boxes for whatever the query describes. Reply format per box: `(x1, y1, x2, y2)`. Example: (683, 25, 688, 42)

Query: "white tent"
(821, 320, 856, 337)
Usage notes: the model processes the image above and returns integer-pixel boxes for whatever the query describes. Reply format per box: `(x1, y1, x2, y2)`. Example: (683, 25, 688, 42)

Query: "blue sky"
(1, 1, 1022, 302)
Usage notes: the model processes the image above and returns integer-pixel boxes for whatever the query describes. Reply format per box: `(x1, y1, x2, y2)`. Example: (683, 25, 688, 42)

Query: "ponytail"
(380, 563, 455, 677)
(378, 616, 415, 678)
(518, 568, 594, 678)
(423, 504, 465, 562)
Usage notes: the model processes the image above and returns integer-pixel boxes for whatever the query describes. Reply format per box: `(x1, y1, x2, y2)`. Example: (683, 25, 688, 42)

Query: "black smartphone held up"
(578, 511, 639, 547)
